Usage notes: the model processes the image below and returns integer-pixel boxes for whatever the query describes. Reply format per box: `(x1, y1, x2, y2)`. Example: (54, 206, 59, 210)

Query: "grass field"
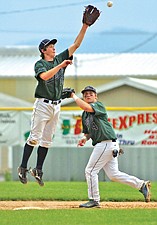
(1, 208, 157, 225)
(0, 181, 157, 225)
(1, 181, 157, 201)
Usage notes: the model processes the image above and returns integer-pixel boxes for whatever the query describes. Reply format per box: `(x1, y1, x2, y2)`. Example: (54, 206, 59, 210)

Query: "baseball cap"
(81, 86, 97, 94)
(39, 39, 57, 52)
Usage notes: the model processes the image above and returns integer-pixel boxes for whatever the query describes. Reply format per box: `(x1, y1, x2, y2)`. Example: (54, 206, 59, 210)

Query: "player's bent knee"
(40, 141, 52, 148)
(108, 174, 119, 182)
(85, 168, 90, 176)
(110, 177, 117, 182)
(85, 168, 98, 177)
(27, 139, 38, 146)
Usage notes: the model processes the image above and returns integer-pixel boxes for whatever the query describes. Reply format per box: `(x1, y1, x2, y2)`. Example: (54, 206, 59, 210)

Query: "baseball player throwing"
(71, 86, 151, 208)
(18, 6, 100, 186)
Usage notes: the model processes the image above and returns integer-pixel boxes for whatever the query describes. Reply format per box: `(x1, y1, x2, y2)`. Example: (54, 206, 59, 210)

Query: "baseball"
(107, 1, 113, 7)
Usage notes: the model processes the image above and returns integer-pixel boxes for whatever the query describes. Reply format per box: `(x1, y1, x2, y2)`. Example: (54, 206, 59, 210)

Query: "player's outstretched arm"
(68, 24, 89, 56)
(68, 5, 100, 57)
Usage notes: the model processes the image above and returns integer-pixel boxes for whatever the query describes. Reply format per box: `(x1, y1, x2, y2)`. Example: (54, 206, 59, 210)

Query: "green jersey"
(82, 101, 116, 146)
(34, 49, 69, 100)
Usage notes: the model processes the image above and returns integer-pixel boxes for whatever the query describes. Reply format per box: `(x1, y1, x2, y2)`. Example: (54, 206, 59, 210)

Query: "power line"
(0, 0, 104, 15)
(79, 32, 157, 62)
(0, 28, 156, 53)
(100, 31, 153, 35)
(122, 33, 157, 53)
(0, 29, 49, 34)
(0, 28, 155, 36)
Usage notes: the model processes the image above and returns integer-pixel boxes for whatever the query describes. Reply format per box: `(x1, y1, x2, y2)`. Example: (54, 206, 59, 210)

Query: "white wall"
(12, 146, 156, 182)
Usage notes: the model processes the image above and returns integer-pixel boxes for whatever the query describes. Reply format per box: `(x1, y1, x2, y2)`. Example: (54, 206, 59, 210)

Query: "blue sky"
(0, 0, 156, 53)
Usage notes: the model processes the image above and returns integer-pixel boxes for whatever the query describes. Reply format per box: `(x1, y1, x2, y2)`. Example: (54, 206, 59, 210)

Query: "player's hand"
(71, 92, 75, 98)
(61, 60, 73, 68)
(77, 137, 87, 147)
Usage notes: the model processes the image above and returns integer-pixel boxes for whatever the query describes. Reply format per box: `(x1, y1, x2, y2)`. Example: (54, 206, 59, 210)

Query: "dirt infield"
(0, 201, 157, 210)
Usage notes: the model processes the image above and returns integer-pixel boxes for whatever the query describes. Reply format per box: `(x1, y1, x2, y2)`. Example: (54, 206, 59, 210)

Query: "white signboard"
(0, 110, 157, 147)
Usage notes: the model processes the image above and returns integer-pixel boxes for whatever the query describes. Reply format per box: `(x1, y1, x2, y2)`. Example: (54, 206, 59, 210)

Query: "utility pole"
(74, 56, 78, 93)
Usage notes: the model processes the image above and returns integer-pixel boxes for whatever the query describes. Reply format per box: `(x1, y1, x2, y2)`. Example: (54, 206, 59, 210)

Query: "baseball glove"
(61, 87, 75, 99)
(82, 5, 100, 26)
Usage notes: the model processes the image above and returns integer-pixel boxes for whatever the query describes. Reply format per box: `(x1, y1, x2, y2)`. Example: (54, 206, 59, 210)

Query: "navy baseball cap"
(81, 86, 97, 94)
(39, 39, 57, 52)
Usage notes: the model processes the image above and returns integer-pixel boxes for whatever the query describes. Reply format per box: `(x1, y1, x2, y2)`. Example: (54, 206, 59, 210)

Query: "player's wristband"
(73, 95, 79, 101)
(82, 136, 87, 141)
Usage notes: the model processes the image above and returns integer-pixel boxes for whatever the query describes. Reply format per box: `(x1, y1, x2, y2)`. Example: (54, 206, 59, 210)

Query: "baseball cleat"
(79, 200, 100, 208)
(30, 168, 44, 186)
(17, 166, 28, 184)
(139, 181, 151, 202)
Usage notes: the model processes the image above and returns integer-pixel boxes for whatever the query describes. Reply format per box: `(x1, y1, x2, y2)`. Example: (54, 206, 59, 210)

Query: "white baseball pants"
(85, 140, 144, 202)
(27, 98, 61, 148)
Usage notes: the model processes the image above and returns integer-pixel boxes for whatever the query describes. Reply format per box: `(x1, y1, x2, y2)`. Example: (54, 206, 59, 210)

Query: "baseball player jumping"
(18, 6, 100, 186)
(71, 86, 151, 208)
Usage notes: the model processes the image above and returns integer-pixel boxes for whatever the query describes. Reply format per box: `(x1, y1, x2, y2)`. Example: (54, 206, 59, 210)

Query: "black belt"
(112, 139, 117, 142)
(43, 99, 61, 105)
